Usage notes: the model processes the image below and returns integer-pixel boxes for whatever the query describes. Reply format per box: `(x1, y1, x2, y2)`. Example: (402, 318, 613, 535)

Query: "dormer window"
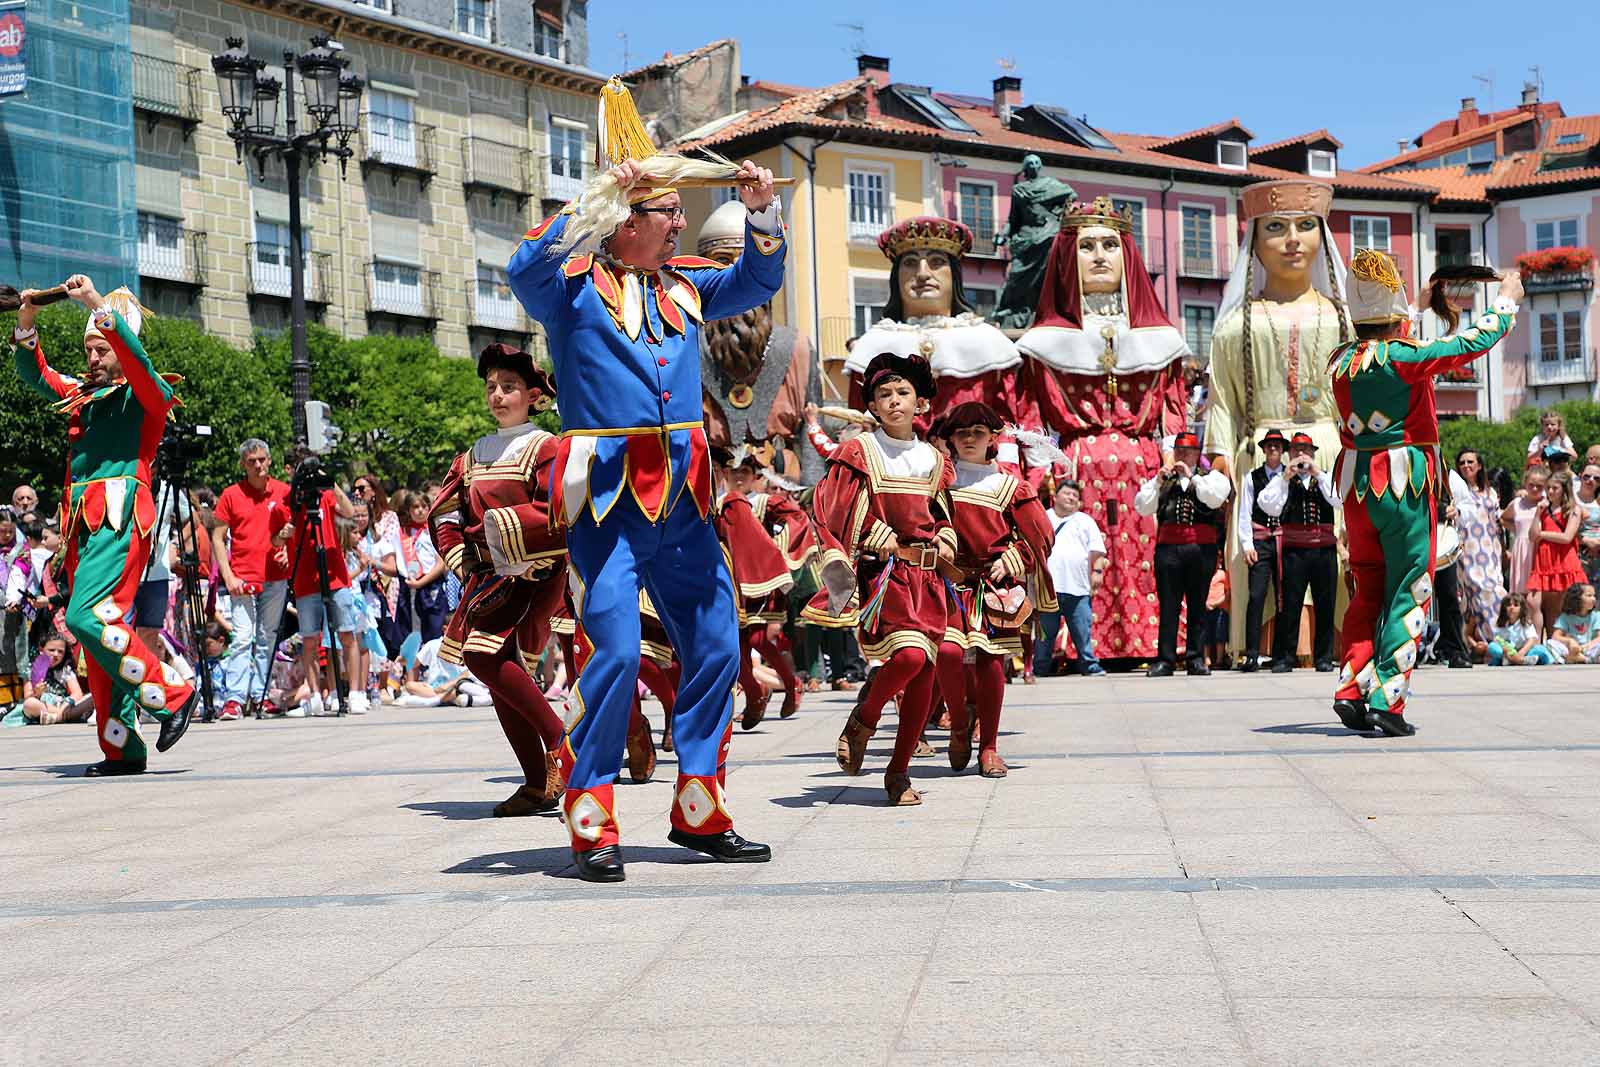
(1308, 148, 1337, 177)
(1218, 139, 1248, 170)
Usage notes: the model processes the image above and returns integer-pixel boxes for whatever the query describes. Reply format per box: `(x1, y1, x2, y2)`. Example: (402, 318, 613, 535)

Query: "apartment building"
(128, 0, 600, 356)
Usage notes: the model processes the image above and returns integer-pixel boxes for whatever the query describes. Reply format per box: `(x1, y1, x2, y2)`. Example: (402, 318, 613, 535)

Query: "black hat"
(940, 401, 1004, 436)
(862, 352, 936, 401)
(477, 343, 557, 410)
(1258, 428, 1289, 448)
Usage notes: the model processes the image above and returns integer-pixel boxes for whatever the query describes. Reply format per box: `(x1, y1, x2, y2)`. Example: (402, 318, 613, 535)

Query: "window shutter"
(371, 213, 420, 263)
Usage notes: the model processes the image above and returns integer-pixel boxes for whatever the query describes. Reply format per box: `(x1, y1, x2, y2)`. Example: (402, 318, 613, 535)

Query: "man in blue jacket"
(508, 124, 784, 882)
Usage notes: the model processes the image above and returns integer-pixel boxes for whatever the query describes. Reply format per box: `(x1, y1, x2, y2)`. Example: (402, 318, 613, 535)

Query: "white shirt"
(1046, 509, 1105, 597)
(871, 429, 937, 479)
(1236, 462, 1283, 554)
(953, 459, 1006, 491)
(5, 545, 52, 607)
(1133, 469, 1232, 516)
(1258, 468, 1338, 517)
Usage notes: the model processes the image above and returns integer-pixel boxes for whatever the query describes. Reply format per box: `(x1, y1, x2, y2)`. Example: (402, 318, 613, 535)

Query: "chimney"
(856, 54, 890, 87)
(992, 75, 1022, 126)
(1520, 82, 1539, 107)
(1397, 139, 1410, 154)
(1458, 96, 1480, 133)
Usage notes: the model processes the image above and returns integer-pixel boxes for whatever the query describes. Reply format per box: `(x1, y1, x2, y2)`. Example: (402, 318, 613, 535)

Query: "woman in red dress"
(1016, 197, 1192, 661)
(935, 402, 1056, 778)
(1528, 471, 1587, 635)
(815, 353, 955, 806)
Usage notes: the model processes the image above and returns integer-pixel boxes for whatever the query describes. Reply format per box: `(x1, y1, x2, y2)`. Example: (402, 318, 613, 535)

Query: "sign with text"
(0, 2, 25, 97)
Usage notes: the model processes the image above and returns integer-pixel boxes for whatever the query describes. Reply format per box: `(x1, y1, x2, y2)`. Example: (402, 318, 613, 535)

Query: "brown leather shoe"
(835, 714, 874, 775)
(494, 783, 557, 817)
(661, 719, 675, 753)
(626, 715, 657, 783)
(978, 750, 1008, 778)
(830, 679, 854, 692)
(885, 772, 922, 806)
(779, 685, 800, 719)
(947, 718, 973, 771)
(740, 687, 769, 731)
(543, 751, 563, 800)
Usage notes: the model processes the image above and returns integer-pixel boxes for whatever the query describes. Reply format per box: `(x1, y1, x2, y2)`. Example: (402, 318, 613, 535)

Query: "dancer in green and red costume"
(1328, 251, 1523, 736)
(10, 276, 196, 774)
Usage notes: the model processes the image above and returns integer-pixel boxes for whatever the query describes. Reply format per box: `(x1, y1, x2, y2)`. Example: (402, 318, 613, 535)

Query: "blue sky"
(589, 0, 1600, 168)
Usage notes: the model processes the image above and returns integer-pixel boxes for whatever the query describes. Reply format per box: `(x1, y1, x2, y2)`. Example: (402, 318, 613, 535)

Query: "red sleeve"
(813, 440, 878, 556)
(428, 454, 469, 577)
(719, 495, 792, 599)
(766, 492, 818, 569)
(213, 486, 237, 529)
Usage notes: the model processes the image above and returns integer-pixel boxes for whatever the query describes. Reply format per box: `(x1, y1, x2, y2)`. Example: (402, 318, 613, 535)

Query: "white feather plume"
(761, 467, 806, 493)
(1006, 424, 1068, 468)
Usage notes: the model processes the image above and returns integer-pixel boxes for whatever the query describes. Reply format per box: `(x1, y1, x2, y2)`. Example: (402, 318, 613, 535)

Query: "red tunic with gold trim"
(813, 430, 957, 661)
(743, 489, 815, 623)
(428, 424, 567, 666)
(943, 461, 1057, 658)
(716, 490, 793, 626)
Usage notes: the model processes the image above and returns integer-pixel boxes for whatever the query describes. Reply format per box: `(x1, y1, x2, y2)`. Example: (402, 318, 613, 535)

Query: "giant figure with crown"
(506, 79, 783, 882)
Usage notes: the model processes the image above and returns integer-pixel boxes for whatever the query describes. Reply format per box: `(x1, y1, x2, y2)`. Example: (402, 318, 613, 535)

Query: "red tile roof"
(743, 79, 809, 100)
(1143, 118, 1254, 150)
(1363, 108, 1600, 202)
(1250, 129, 1344, 156)
(1360, 111, 1533, 173)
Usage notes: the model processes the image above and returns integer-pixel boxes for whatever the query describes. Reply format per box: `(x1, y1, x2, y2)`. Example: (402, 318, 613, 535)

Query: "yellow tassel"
(597, 77, 658, 169)
(1350, 249, 1402, 292)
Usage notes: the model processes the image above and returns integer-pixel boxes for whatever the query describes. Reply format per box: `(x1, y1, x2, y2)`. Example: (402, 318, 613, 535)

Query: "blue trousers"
(1034, 593, 1099, 675)
(566, 496, 740, 790)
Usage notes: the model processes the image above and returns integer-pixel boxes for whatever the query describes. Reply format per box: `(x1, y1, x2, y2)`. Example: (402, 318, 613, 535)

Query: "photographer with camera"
(286, 455, 361, 716)
(212, 440, 293, 719)
(1256, 431, 1340, 673)
(10, 274, 195, 774)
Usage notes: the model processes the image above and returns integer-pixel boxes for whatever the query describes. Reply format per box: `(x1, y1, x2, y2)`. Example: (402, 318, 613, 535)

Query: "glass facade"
(0, 0, 137, 291)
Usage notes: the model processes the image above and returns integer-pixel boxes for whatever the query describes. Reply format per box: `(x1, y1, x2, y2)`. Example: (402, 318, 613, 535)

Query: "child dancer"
(934, 402, 1055, 778)
(816, 353, 955, 806)
(428, 344, 568, 817)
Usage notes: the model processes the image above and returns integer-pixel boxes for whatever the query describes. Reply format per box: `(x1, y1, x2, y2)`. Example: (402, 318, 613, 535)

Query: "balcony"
(137, 220, 206, 288)
(1438, 361, 1481, 385)
(545, 168, 585, 203)
(849, 217, 892, 243)
(468, 279, 527, 331)
(132, 54, 202, 138)
(246, 244, 332, 305)
(1524, 268, 1595, 295)
(1179, 252, 1218, 279)
(360, 115, 437, 187)
(1526, 351, 1597, 388)
(368, 261, 442, 322)
(1142, 241, 1166, 278)
(464, 138, 535, 205)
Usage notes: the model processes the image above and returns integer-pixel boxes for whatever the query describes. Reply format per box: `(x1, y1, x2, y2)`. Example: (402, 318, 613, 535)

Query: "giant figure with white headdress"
(506, 78, 783, 881)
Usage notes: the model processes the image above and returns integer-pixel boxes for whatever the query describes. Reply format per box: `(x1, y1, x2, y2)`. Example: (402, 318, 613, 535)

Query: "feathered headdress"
(1006, 424, 1068, 469)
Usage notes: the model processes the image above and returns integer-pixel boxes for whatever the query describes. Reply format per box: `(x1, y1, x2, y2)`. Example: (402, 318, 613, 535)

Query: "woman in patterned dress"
(1452, 449, 1506, 646)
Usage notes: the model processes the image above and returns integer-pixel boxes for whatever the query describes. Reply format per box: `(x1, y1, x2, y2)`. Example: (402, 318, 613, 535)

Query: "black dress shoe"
(573, 845, 626, 882)
(1315, 660, 1336, 673)
(1270, 659, 1294, 674)
(1446, 656, 1473, 669)
(156, 686, 200, 753)
(1238, 655, 1259, 674)
(1366, 709, 1417, 737)
(1146, 661, 1175, 678)
(668, 828, 772, 863)
(1186, 660, 1211, 677)
(1333, 699, 1371, 732)
(84, 758, 147, 777)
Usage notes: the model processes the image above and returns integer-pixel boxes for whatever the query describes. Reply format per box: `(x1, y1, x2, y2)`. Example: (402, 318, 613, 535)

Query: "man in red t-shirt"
(210, 440, 292, 719)
(289, 484, 357, 716)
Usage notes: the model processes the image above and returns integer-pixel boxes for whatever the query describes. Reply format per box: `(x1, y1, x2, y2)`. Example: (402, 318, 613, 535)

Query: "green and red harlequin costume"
(12, 307, 193, 761)
(1327, 303, 1515, 718)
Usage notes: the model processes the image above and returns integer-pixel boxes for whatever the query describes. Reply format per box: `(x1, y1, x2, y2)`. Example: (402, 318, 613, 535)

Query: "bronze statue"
(992, 154, 1075, 330)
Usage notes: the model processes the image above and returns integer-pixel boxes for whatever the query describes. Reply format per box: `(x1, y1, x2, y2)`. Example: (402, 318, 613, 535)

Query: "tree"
(1440, 400, 1600, 477)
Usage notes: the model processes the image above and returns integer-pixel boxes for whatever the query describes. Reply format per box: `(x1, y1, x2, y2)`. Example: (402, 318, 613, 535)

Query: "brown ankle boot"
(947, 716, 973, 772)
(835, 714, 874, 775)
(779, 685, 800, 719)
(542, 751, 563, 800)
(740, 686, 769, 730)
(884, 772, 922, 806)
(626, 715, 657, 783)
(494, 783, 556, 817)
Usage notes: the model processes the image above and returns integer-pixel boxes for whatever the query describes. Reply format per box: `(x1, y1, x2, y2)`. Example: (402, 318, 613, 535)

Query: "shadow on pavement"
(767, 784, 888, 808)
(401, 800, 526, 821)
(443, 845, 708, 879)
(1254, 722, 1371, 738)
(15, 764, 192, 779)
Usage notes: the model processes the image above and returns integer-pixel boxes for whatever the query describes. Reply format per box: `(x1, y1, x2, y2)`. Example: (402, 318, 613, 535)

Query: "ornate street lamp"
(209, 35, 364, 446)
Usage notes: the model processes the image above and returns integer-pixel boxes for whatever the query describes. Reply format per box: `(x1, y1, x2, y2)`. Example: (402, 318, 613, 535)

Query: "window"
(1537, 311, 1585, 362)
(547, 119, 585, 199)
(967, 287, 998, 320)
(456, 0, 491, 39)
(1565, 310, 1583, 360)
(367, 88, 417, 167)
(1217, 140, 1247, 170)
(711, 185, 741, 207)
(373, 259, 424, 315)
(1535, 218, 1580, 250)
(475, 262, 520, 328)
(1307, 148, 1337, 177)
(350, 0, 391, 10)
(1556, 132, 1584, 146)
(137, 213, 184, 279)
(533, 19, 564, 59)
(1180, 205, 1214, 275)
(252, 219, 310, 296)
(1436, 227, 1473, 267)
(958, 181, 996, 249)
(1031, 105, 1116, 151)
(847, 166, 891, 241)
(851, 276, 889, 336)
(1352, 216, 1392, 253)
(1111, 197, 1146, 255)
(1440, 141, 1494, 169)
(1183, 305, 1215, 357)
(894, 87, 977, 134)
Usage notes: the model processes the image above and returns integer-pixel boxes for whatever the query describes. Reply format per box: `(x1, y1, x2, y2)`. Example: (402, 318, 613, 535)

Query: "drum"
(1434, 523, 1462, 568)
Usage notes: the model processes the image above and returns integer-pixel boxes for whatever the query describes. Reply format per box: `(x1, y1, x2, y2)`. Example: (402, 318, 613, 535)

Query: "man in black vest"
(1258, 431, 1339, 672)
(1134, 432, 1232, 677)
(1236, 428, 1288, 672)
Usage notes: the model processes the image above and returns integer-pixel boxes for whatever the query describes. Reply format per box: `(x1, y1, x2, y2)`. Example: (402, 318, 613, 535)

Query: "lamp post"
(211, 34, 363, 446)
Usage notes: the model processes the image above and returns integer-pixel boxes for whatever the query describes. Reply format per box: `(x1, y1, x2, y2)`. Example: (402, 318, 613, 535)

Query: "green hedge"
(0, 305, 540, 505)
(1440, 400, 1600, 476)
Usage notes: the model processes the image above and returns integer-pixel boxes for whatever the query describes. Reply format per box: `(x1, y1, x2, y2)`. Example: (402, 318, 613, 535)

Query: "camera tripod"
(147, 442, 217, 723)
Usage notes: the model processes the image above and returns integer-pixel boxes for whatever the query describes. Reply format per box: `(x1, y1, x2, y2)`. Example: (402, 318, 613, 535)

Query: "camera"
(290, 455, 338, 509)
(156, 422, 213, 474)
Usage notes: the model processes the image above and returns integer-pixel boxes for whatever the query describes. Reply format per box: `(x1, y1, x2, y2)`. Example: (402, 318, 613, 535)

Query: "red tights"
(464, 646, 565, 783)
(750, 628, 798, 696)
(935, 643, 1005, 753)
(856, 647, 937, 774)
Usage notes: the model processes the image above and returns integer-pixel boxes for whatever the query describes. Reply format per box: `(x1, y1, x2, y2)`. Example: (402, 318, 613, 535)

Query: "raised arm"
(506, 209, 580, 324)
(1392, 272, 1523, 384)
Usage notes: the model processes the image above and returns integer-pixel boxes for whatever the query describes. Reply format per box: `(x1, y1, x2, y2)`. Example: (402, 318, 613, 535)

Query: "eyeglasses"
(632, 205, 686, 221)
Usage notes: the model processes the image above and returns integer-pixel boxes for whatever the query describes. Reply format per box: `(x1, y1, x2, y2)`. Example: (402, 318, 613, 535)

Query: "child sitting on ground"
(22, 632, 91, 723)
(1549, 582, 1600, 664)
(1486, 594, 1557, 666)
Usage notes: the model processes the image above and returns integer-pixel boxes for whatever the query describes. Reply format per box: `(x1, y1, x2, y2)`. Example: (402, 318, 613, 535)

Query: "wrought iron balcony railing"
(360, 115, 438, 186)
(137, 220, 207, 287)
(468, 279, 527, 331)
(464, 138, 535, 204)
(246, 243, 332, 304)
(368, 260, 442, 321)
(132, 53, 202, 136)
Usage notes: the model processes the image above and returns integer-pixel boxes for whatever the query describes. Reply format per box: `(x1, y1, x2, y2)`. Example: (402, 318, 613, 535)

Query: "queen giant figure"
(1202, 178, 1351, 654)
(1016, 196, 1192, 660)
